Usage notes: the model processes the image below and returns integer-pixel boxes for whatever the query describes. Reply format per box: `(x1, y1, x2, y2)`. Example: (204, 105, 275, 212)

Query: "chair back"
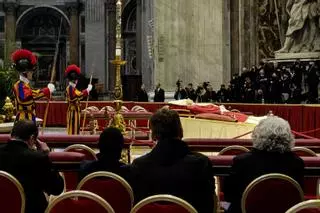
(63, 145, 97, 191)
(292, 147, 317, 157)
(64, 144, 97, 160)
(285, 200, 320, 213)
(131, 195, 197, 213)
(292, 147, 318, 200)
(217, 145, 249, 201)
(218, 145, 250, 156)
(242, 173, 304, 213)
(77, 172, 133, 213)
(0, 171, 25, 213)
(45, 190, 114, 213)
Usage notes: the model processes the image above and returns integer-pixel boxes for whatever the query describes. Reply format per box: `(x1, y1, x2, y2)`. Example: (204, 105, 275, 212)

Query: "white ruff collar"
(19, 75, 30, 84)
(69, 82, 76, 88)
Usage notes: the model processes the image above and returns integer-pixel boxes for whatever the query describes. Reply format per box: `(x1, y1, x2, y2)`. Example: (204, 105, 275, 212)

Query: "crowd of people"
(0, 109, 305, 213)
(174, 60, 320, 104)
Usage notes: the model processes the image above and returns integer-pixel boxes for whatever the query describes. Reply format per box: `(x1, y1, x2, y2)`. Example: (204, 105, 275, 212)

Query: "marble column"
(69, 3, 80, 65)
(105, 0, 116, 91)
(4, 3, 17, 63)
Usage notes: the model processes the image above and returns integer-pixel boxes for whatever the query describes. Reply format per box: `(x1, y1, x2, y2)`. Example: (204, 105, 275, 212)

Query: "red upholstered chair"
(130, 195, 197, 213)
(218, 145, 250, 156)
(77, 172, 134, 213)
(292, 147, 319, 200)
(292, 147, 317, 157)
(45, 190, 114, 213)
(64, 144, 97, 160)
(217, 146, 250, 202)
(0, 171, 25, 213)
(285, 200, 320, 213)
(63, 145, 97, 191)
(242, 173, 304, 213)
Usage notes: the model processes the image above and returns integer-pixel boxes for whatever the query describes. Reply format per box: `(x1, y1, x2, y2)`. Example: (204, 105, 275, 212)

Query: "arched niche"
(122, 0, 137, 75)
(16, 5, 70, 87)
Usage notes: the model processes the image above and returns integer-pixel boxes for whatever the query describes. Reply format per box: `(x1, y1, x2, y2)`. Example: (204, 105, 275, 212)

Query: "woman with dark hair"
(79, 127, 127, 180)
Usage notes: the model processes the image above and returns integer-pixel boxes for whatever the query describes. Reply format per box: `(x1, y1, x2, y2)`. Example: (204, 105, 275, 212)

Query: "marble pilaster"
(154, 0, 227, 91)
(4, 2, 16, 63)
(105, 0, 116, 91)
(231, 0, 259, 75)
(230, 0, 240, 76)
(85, 0, 106, 89)
(138, 0, 154, 91)
(68, 3, 79, 65)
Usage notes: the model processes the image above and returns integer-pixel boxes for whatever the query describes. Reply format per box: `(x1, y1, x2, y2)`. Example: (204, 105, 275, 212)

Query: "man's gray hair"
(252, 116, 294, 153)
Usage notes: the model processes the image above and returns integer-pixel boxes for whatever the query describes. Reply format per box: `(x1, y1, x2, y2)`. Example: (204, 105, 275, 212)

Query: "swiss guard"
(65, 64, 92, 135)
(12, 49, 55, 123)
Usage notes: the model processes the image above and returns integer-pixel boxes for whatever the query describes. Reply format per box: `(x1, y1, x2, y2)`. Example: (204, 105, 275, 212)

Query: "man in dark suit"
(79, 127, 128, 180)
(137, 83, 149, 102)
(174, 80, 188, 100)
(0, 120, 64, 213)
(224, 116, 304, 213)
(154, 83, 165, 102)
(129, 108, 215, 213)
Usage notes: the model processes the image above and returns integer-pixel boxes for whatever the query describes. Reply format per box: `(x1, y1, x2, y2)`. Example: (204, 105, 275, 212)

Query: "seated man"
(224, 116, 304, 213)
(129, 108, 215, 213)
(0, 120, 64, 213)
(79, 127, 128, 180)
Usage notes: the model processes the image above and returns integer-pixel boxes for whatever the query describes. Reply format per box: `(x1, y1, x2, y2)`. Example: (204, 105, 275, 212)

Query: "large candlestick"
(112, 0, 126, 100)
(109, 0, 127, 138)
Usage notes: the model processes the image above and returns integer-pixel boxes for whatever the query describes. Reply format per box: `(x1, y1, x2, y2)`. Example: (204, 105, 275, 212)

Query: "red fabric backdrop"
(36, 102, 320, 138)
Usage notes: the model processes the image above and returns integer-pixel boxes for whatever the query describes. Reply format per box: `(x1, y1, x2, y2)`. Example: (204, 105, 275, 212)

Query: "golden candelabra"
(111, 0, 126, 101)
(109, 0, 127, 135)
(2, 97, 14, 122)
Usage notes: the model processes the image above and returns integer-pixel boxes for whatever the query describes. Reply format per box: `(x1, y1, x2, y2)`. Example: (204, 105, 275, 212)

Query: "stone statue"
(276, 0, 320, 53)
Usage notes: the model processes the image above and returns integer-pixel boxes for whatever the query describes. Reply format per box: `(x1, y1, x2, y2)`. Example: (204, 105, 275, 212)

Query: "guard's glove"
(86, 84, 93, 93)
(47, 83, 56, 93)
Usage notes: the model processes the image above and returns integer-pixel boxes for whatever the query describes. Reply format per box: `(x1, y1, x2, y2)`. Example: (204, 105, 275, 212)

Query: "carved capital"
(4, 2, 17, 15)
(66, 2, 80, 16)
(106, 0, 116, 10)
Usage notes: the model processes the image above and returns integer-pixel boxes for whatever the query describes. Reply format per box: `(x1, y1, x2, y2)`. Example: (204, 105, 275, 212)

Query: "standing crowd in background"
(174, 60, 320, 104)
(134, 60, 320, 104)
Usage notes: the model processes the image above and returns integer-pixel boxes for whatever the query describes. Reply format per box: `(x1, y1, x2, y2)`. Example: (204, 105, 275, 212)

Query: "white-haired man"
(224, 116, 304, 213)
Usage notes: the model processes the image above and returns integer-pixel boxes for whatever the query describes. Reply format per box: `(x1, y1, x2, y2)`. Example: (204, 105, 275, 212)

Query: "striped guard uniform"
(66, 84, 89, 135)
(13, 79, 50, 123)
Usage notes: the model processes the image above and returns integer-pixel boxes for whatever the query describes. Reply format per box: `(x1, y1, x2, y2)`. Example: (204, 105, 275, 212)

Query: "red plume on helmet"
(11, 49, 37, 72)
(65, 64, 81, 81)
(65, 64, 81, 77)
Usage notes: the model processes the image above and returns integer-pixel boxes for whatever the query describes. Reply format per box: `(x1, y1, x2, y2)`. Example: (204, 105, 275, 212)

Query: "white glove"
(47, 83, 56, 93)
(86, 84, 93, 93)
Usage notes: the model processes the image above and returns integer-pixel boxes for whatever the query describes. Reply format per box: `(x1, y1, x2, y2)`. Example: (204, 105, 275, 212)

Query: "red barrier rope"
(299, 127, 320, 135)
(291, 130, 319, 140)
(232, 131, 253, 139)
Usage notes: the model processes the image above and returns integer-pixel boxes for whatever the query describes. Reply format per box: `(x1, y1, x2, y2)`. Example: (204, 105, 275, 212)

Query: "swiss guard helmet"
(11, 49, 37, 72)
(65, 64, 81, 81)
